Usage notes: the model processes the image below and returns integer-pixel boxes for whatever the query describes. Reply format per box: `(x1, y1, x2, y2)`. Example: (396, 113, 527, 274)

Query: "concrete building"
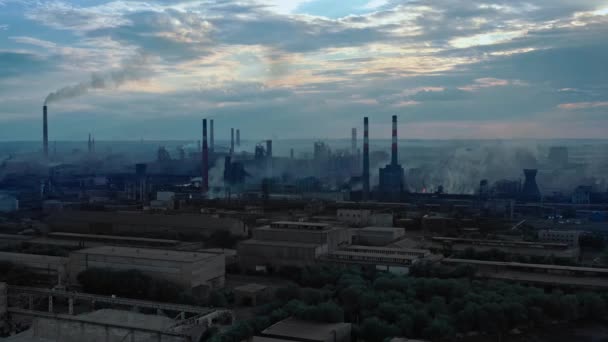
(68, 246, 225, 295)
(256, 317, 351, 342)
(237, 221, 350, 272)
(572, 186, 592, 205)
(337, 209, 393, 227)
(538, 230, 582, 247)
(4, 309, 191, 342)
(47, 211, 248, 237)
(431, 237, 580, 261)
(324, 245, 432, 275)
(234, 283, 271, 306)
(355, 227, 405, 246)
(0, 194, 18, 213)
(0, 251, 67, 283)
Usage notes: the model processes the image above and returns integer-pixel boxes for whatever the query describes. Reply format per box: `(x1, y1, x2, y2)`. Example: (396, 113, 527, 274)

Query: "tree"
(359, 317, 400, 342)
(423, 317, 455, 342)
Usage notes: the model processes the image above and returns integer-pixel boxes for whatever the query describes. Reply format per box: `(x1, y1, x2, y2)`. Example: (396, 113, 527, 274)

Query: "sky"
(0, 0, 607, 140)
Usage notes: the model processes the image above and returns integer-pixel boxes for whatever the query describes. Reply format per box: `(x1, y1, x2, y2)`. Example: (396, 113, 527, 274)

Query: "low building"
(431, 237, 580, 261)
(5, 309, 191, 342)
(323, 245, 433, 275)
(355, 227, 405, 246)
(238, 221, 350, 272)
(68, 246, 225, 295)
(234, 283, 271, 306)
(442, 258, 608, 289)
(256, 317, 351, 342)
(336, 209, 393, 227)
(538, 230, 582, 247)
(47, 211, 248, 237)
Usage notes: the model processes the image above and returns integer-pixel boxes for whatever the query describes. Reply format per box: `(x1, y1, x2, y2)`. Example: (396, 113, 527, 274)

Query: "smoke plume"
(44, 53, 150, 105)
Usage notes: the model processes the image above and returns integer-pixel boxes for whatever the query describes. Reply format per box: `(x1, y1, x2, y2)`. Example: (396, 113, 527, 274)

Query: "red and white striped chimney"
(202, 119, 209, 193)
(391, 115, 398, 165)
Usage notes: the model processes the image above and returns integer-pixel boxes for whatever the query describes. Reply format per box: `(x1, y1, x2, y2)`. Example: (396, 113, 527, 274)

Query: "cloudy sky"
(0, 0, 607, 140)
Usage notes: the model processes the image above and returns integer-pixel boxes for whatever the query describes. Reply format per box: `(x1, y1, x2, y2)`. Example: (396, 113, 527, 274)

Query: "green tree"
(359, 317, 400, 342)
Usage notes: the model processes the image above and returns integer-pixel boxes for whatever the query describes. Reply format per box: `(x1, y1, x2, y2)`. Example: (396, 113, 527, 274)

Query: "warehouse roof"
(73, 246, 220, 263)
(262, 317, 351, 341)
(239, 239, 323, 249)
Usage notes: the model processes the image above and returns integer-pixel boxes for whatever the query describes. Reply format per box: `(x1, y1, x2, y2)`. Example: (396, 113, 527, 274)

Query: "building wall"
(369, 214, 393, 227)
(253, 227, 350, 251)
(356, 228, 405, 246)
(30, 317, 188, 342)
(238, 242, 326, 270)
(538, 230, 582, 247)
(68, 251, 225, 292)
(47, 211, 248, 237)
(337, 209, 371, 226)
(0, 252, 67, 281)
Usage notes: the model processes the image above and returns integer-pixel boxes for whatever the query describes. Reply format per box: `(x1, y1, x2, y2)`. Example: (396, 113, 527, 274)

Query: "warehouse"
(68, 246, 225, 295)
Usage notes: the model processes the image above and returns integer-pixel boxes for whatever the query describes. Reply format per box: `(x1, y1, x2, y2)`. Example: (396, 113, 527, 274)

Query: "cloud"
(558, 101, 608, 110)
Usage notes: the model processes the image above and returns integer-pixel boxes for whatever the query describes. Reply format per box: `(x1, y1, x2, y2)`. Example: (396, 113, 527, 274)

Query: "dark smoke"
(44, 53, 150, 105)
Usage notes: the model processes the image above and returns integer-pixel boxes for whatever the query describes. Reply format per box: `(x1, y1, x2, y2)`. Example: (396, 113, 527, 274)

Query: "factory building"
(336, 209, 394, 227)
(237, 221, 350, 272)
(378, 116, 405, 202)
(255, 317, 352, 342)
(538, 230, 582, 247)
(323, 245, 432, 275)
(354, 227, 406, 246)
(46, 211, 248, 237)
(68, 246, 225, 295)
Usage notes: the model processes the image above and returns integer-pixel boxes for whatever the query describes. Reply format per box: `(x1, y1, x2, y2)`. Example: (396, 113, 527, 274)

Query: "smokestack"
(231, 128, 234, 154)
(391, 115, 398, 165)
(236, 129, 241, 147)
(363, 117, 370, 201)
(351, 128, 357, 156)
(290, 148, 294, 159)
(43, 105, 48, 158)
(88, 133, 92, 154)
(210, 119, 214, 153)
(202, 119, 209, 193)
(266, 140, 273, 158)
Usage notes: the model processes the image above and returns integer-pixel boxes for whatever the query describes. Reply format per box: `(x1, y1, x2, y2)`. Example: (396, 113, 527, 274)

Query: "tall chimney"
(43, 105, 48, 158)
(210, 119, 214, 153)
(202, 119, 209, 193)
(351, 128, 357, 156)
(363, 117, 370, 201)
(230, 128, 234, 154)
(236, 129, 241, 147)
(266, 140, 273, 158)
(391, 115, 398, 165)
(88, 133, 92, 153)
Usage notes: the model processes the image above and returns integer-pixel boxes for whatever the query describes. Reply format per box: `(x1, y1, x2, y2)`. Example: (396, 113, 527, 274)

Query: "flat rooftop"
(360, 227, 405, 232)
(345, 245, 430, 254)
(432, 237, 568, 249)
(262, 317, 350, 341)
(73, 246, 220, 263)
(443, 258, 608, 274)
(48, 232, 180, 245)
(239, 239, 324, 249)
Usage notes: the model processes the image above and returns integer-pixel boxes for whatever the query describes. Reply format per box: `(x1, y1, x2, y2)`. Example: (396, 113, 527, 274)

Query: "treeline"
(208, 265, 608, 342)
